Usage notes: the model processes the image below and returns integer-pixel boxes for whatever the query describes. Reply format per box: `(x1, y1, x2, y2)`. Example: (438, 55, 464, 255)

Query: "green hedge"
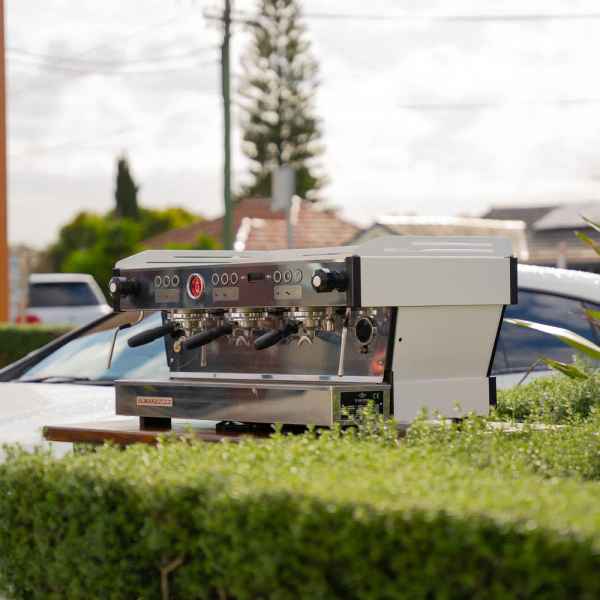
(407, 411, 600, 480)
(496, 368, 600, 423)
(2, 432, 600, 599)
(0, 324, 71, 368)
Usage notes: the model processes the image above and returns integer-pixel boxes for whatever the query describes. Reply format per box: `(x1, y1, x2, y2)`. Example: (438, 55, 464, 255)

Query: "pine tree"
(239, 0, 325, 200)
(114, 156, 139, 219)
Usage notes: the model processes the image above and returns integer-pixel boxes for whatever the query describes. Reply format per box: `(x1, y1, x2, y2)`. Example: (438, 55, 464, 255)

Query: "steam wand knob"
(109, 276, 139, 298)
(311, 269, 348, 293)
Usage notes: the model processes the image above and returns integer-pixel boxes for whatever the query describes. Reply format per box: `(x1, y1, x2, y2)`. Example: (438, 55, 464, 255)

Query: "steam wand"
(106, 311, 144, 369)
(337, 308, 351, 377)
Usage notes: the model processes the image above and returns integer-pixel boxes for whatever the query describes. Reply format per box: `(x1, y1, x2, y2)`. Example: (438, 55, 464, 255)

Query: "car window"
(492, 289, 597, 374)
(18, 312, 170, 382)
(491, 337, 509, 373)
(29, 282, 100, 307)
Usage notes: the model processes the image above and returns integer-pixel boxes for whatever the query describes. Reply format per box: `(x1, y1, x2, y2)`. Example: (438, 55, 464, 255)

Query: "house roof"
(349, 215, 529, 260)
(482, 202, 600, 231)
(481, 205, 556, 228)
(480, 202, 600, 265)
(533, 201, 600, 231)
(142, 197, 361, 250)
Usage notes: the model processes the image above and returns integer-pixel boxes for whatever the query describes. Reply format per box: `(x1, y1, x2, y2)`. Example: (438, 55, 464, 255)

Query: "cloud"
(9, 0, 600, 246)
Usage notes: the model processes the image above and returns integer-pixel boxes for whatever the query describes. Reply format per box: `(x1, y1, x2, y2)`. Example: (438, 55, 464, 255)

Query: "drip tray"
(115, 378, 391, 426)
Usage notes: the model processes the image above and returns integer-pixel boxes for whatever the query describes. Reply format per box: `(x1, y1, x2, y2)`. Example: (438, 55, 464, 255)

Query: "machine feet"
(139, 416, 172, 431)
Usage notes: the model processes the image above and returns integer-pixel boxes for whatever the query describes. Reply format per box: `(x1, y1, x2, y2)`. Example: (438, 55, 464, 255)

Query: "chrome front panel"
(165, 307, 393, 382)
(116, 379, 391, 426)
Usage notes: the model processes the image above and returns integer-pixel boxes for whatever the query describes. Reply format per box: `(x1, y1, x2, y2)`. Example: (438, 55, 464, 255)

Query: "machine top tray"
(116, 235, 512, 270)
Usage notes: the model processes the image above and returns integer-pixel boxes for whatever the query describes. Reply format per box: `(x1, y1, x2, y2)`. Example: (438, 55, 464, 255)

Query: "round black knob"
(311, 269, 348, 293)
(108, 276, 139, 298)
(355, 317, 375, 345)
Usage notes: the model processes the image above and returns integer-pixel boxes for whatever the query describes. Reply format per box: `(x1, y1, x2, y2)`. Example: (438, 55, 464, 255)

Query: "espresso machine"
(108, 236, 516, 428)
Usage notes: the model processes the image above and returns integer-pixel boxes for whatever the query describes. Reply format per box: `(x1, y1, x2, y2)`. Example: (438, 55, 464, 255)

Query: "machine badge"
(136, 396, 173, 408)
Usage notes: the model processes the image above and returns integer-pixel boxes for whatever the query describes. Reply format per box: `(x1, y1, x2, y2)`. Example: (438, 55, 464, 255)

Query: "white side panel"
(390, 304, 502, 422)
(360, 256, 511, 306)
(393, 377, 491, 423)
(392, 305, 502, 379)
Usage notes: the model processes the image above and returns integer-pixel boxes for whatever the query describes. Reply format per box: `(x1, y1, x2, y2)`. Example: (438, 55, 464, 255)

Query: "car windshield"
(492, 288, 600, 374)
(18, 312, 169, 383)
(29, 282, 100, 307)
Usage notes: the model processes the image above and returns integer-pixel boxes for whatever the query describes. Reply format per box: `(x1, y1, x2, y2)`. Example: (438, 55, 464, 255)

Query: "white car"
(24, 273, 112, 327)
(494, 264, 600, 387)
(1, 264, 600, 448)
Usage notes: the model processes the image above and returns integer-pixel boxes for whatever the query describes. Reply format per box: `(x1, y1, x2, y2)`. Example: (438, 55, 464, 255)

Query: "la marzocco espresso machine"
(108, 236, 516, 429)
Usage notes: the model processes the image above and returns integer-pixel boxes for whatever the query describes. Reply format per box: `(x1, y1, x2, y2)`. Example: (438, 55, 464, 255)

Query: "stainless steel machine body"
(109, 236, 516, 426)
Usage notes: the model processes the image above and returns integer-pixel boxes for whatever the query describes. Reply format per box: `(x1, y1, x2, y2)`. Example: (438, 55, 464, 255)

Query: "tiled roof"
(142, 197, 360, 250)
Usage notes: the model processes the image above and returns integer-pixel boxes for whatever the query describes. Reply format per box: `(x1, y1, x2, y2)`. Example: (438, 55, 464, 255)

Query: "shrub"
(407, 411, 600, 480)
(2, 434, 600, 599)
(496, 369, 600, 423)
(0, 324, 71, 368)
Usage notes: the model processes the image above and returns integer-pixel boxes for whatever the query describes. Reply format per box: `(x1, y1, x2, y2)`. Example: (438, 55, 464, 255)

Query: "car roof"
(29, 273, 97, 284)
(518, 264, 600, 303)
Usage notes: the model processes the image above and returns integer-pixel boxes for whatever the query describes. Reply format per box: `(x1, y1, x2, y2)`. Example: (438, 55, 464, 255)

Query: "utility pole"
(221, 0, 233, 249)
(0, 0, 8, 322)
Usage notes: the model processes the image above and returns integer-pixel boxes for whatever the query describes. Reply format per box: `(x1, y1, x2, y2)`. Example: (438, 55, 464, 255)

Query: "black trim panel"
(345, 255, 361, 307)
(486, 305, 506, 377)
(489, 376, 497, 408)
(383, 308, 398, 415)
(510, 257, 518, 305)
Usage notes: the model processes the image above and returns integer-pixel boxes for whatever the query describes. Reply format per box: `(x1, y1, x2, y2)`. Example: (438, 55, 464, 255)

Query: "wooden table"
(43, 418, 271, 447)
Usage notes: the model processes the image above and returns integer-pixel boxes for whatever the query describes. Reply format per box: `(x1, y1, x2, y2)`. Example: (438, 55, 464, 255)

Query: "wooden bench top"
(43, 418, 271, 446)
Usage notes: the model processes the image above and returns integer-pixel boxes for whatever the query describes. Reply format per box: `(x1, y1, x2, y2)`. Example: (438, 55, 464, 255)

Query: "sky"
(8, 0, 600, 247)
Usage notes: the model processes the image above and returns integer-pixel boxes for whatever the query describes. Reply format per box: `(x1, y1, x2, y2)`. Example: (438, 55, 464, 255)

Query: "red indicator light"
(187, 273, 204, 299)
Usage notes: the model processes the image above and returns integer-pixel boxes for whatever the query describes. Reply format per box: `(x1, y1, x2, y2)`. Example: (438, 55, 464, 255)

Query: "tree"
(46, 208, 207, 295)
(238, 0, 325, 200)
(115, 156, 139, 219)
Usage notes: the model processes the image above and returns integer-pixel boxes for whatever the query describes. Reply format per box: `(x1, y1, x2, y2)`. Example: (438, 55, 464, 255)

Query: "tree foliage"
(44, 155, 219, 295)
(114, 156, 139, 219)
(239, 0, 325, 200)
(47, 207, 213, 295)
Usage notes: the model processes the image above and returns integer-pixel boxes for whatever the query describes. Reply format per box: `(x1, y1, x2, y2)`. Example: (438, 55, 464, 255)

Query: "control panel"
(110, 257, 361, 310)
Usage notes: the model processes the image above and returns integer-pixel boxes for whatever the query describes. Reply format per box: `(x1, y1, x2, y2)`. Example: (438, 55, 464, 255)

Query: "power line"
(226, 10, 600, 24)
(6, 45, 217, 67)
(301, 11, 600, 23)
(9, 55, 218, 76)
(399, 98, 600, 110)
(10, 14, 194, 97)
(8, 125, 137, 159)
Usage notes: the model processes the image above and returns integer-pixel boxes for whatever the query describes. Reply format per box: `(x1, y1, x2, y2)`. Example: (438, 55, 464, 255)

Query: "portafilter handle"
(254, 321, 299, 350)
(127, 322, 179, 348)
(182, 323, 233, 351)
